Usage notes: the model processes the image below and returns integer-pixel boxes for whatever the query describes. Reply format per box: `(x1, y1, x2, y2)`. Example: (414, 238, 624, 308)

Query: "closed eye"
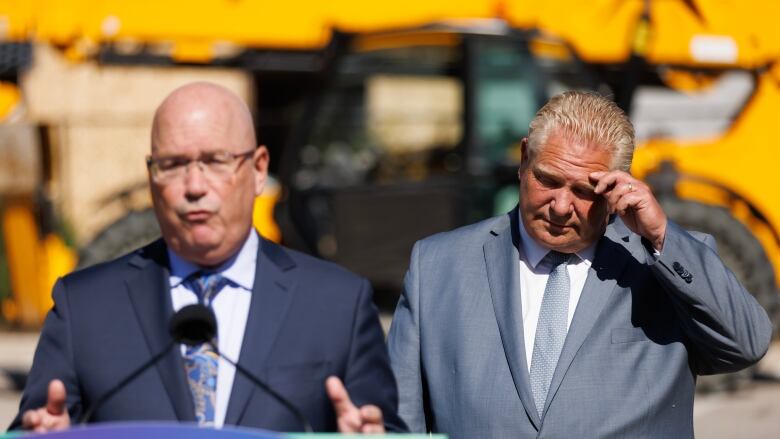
(572, 185, 598, 200)
(534, 169, 562, 189)
(157, 157, 189, 171)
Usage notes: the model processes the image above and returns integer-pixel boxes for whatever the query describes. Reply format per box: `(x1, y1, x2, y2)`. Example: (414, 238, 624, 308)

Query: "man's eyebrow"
(533, 164, 559, 179)
(534, 164, 597, 191)
(573, 180, 597, 192)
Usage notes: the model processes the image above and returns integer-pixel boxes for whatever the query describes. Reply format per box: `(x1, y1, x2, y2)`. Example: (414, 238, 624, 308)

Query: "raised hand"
(591, 170, 667, 251)
(21, 379, 71, 433)
(326, 376, 385, 434)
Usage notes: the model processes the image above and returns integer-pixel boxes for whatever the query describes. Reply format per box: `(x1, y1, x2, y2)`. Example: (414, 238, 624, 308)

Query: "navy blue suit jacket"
(11, 237, 405, 432)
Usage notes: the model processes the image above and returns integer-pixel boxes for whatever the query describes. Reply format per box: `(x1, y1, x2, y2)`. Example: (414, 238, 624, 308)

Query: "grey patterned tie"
(529, 251, 572, 418)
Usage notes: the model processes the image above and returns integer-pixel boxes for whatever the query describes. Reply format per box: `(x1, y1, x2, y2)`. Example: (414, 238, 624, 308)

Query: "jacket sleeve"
(648, 220, 773, 374)
(9, 278, 83, 430)
(386, 241, 428, 432)
(343, 278, 407, 433)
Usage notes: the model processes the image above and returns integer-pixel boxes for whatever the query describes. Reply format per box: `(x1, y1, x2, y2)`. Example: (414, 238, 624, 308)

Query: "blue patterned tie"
(529, 251, 572, 418)
(183, 272, 226, 426)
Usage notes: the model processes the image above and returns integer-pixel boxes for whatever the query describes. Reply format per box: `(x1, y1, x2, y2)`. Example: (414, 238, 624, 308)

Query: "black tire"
(660, 197, 779, 393)
(78, 209, 160, 269)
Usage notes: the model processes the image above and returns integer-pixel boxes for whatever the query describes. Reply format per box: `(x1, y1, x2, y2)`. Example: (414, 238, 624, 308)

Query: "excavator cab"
(275, 24, 596, 303)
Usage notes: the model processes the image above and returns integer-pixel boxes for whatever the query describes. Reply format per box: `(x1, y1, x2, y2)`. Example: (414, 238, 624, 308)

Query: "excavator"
(0, 2, 778, 379)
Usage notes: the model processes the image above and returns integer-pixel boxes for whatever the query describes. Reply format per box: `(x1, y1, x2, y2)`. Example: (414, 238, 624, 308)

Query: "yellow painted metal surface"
(0, 82, 20, 120)
(509, 0, 780, 66)
(253, 177, 282, 244)
(632, 63, 780, 286)
(0, 1, 778, 64)
(2, 0, 780, 313)
(506, 0, 644, 62)
(355, 32, 460, 53)
(0, 0, 499, 60)
(1, 201, 77, 327)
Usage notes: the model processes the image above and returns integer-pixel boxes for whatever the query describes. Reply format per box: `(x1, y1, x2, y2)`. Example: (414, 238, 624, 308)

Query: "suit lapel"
(484, 208, 541, 429)
(125, 240, 195, 422)
(224, 237, 298, 426)
(542, 219, 631, 417)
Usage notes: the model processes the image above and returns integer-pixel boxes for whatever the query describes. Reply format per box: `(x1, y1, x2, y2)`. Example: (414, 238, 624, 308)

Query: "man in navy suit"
(12, 82, 404, 433)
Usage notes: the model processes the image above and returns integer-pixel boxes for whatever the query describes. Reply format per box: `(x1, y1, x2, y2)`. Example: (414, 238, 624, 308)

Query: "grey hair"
(527, 91, 635, 171)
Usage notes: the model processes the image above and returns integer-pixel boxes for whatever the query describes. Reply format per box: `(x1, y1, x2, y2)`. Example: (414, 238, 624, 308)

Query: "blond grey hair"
(527, 91, 635, 171)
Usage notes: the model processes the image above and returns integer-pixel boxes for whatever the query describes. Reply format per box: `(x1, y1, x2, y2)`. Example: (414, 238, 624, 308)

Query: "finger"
(361, 423, 386, 434)
(615, 191, 642, 216)
(326, 376, 355, 416)
(589, 171, 606, 180)
(360, 405, 384, 425)
(22, 410, 41, 429)
(591, 171, 629, 195)
(42, 413, 59, 431)
(603, 181, 637, 212)
(590, 171, 616, 194)
(357, 405, 384, 434)
(47, 379, 67, 415)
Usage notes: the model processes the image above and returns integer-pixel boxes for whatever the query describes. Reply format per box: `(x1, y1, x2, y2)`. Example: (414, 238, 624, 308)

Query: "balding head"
(152, 82, 256, 154)
(147, 82, 268, 267)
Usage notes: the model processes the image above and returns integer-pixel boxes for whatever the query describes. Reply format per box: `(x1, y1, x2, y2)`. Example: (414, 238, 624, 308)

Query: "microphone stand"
(210, 340, 313, 433)
(79, 340, 176, 424)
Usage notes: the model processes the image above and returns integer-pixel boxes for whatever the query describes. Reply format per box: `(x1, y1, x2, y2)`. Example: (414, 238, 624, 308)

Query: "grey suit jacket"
(387, 208, 771, 438)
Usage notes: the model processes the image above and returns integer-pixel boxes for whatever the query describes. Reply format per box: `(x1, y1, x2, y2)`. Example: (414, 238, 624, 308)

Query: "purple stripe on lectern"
(22, 422, 285, 438)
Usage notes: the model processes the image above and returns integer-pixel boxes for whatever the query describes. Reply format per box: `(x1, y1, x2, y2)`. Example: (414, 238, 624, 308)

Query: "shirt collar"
(517, 216, 597, 269)
(168, 230, 258, 291)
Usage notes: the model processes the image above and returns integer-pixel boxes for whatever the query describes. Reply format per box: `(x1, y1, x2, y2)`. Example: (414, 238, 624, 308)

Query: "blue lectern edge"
(287, 435, 446, 439)
(0, 430, 447, 438)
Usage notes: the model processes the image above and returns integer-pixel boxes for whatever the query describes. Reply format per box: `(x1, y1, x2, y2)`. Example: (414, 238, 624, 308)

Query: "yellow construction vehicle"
(0, 0, 778, 367)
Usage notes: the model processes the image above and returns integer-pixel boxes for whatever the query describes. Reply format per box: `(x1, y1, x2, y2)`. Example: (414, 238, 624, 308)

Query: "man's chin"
(536, 232, 580, 253)
(169, 237, 225, 266)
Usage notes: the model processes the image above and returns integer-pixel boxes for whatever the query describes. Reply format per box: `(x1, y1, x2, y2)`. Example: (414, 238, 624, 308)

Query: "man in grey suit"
(387, 91, 772, 438)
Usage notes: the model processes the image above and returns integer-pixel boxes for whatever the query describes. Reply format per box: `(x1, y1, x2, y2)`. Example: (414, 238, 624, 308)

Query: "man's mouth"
(182, 210, 213, 222)
(546, 219, 569, 228)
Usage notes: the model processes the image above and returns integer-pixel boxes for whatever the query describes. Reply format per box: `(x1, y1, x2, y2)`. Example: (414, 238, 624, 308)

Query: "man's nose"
(550, 189, 574, 217)
(183, 161, 208, 198)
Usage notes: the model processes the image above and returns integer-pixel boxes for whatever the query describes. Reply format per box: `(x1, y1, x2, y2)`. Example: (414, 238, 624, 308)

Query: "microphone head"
(169, 304, 217, 346)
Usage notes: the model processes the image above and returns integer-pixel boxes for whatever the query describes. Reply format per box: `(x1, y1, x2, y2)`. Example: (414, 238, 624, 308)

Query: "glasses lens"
(153, 158, 190, 181)
(202, 153, 236, 176)
(150, 150, 252, 182)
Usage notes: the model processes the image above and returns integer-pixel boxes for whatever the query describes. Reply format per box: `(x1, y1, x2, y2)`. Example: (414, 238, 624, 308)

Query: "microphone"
(170, 304, 314, 433)
(169, 304, 217, 346)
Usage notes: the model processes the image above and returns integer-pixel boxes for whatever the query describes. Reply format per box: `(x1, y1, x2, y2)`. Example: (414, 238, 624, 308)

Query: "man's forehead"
(152, 105, 253, 154)
(533, 161, 598, 187)
(152, 83, 255, 147)
(532, 131, 612, 163)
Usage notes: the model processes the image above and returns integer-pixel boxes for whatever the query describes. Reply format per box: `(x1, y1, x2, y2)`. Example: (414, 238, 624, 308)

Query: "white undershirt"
(517, 220, 596, 372)
(168, 231, 257, 427)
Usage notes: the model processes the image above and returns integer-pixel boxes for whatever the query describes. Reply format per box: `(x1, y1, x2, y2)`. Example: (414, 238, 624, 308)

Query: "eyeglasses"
(146, 149, 255, 183)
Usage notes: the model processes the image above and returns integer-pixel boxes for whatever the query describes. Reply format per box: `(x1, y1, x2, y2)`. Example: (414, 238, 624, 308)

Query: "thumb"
(46, 379, 67, 415)
(325, 376, 355, 416)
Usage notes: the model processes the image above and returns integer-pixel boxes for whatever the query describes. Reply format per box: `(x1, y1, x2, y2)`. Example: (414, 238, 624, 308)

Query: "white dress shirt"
(168, 231, 257, 428)
(517, 220, 596, 372)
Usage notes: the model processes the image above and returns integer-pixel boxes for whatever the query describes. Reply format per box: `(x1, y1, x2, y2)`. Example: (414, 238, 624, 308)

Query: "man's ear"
(253, 145, 270, 196)
(520, 137, 529, 163)
(518, 137, 531, 177)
